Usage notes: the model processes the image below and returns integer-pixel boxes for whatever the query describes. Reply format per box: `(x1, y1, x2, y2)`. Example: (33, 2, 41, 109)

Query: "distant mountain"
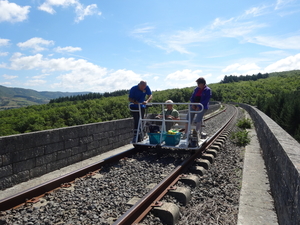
(0, 85, 90, 110)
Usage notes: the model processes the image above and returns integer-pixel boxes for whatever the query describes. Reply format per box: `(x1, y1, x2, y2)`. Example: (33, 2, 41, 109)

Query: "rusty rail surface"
(0, 148, 139, 211)
(114, 107, 237, 225)
(0, 105, 227, 213)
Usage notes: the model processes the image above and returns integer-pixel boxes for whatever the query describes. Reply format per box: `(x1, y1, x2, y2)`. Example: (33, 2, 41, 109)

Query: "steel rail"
(0, 147, 139, 211)
(0, 105, 226, 213)
(204, 105, 227, 122)
(114, 106, 238, 225)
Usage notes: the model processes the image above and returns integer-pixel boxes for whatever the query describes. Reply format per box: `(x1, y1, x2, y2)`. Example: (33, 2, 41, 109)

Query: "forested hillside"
(210, 70, 300, 104)
(0, 85, 89, 110)
(0, 70, 299, 142)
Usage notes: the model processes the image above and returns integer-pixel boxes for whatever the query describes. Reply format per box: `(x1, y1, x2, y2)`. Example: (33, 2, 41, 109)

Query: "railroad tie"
(210, 144, 221, 151)
(168, 186, 191, 206)
(152, 202, 180, 225)
(205, 149, 218, 157)
(195, 158, 211, 170)
(201, 153, 215, 164)
(214, 140, 224, 146)
(192, 166, 206, 176)
(180, 174, 200, 188)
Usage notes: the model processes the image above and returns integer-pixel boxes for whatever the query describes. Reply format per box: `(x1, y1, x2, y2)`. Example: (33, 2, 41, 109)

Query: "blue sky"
(0, 0, 300, 93)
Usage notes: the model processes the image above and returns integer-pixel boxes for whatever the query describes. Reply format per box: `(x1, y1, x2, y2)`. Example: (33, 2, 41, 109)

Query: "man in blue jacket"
(186, 77, 212, 135)
(129, 81, 153, 142)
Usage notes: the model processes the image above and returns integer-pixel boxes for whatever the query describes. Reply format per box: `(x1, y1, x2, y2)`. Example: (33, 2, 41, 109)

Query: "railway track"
(0, 104, 241, 225)
(114, 105, 237, 224)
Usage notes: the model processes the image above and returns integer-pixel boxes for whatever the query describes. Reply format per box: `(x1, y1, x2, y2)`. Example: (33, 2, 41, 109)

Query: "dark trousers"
(131, 108, 145, 142)
(131, 107, 145, 131)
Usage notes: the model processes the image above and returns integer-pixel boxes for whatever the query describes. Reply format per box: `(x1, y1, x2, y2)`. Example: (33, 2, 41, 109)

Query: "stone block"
(12, 146, 45, 163)
(65, 138, 80, 149)
(42, 130, 59, 144)
(71, 145, 86, 155)
(87, 140, 99, 150)
(13, 158, 36, 173)
(93, 133, 102, 141)
(36, 153, 57, 167)
(0, 176, 12, 190)
(82, 149, 98, 160)
(61, 127, 79, 139)
(79, 136, 93, 145)
(45, 141, 64, 154)
(2, 152, 12, 166)
(30, 165, 47, 178)
(1, 141, 15, 155)
(68, 154, 82, 165)
(12, 170, 30, 185)
(22, 133, 38, 149)
(46, 158, 69, 173)
(0, 164, 13, 178)
(57, 148, 72, 160)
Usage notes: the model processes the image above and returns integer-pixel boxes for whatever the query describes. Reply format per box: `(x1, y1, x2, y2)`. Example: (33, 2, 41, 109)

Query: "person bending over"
(129, 81, 153, 142)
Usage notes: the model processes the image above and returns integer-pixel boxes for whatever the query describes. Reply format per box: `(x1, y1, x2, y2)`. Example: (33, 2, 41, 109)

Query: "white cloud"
(243, 5, 271, 17)
(222, 63, 260, 73)
(0, 0, 30, 23)
(264, 53, 300, 72)
(38, 0, 79, 14)
(132, 26, 155, 34)
(75, 3, 100, 22)
(32, 74, 50, 79)
(53, 68, 142, 92)
(54, 46, 82, 53)
(24, 79, 47, 87)
(220, 53, 300, 77)
(2, 53, 143, 92)
(164, 69, 204, 88)
(211, 18, 234, 29)
(136, 17, 266, 55)
(0, 38, 10, 46)
(38, 0, 101, 22)
(153, 76, 159, 81)
(0, 81, 11, 86)
(220, 22, 266, 38)
(0, 52, 9, 56)
(3, 74, 17, 79)
(246, 35, 300, 49)
(275, 0, 296, 10)
(17, 37, 54, 52)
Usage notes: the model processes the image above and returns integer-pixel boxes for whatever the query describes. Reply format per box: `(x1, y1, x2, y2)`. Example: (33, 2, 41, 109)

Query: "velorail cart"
(129, 102, 208, 150)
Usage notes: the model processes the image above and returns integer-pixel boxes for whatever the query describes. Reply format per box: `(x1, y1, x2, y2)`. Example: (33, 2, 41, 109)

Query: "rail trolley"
(129, 102, 208, 150)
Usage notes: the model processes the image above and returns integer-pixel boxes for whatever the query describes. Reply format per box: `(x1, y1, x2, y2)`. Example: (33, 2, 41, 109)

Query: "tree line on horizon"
(0, 70, 299, 142)
(220, 72, 269, 83)
(49, 89, 129, 103)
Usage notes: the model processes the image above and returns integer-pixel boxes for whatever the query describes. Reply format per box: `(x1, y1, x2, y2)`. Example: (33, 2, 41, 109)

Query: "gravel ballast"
(0, 105, 245, 225)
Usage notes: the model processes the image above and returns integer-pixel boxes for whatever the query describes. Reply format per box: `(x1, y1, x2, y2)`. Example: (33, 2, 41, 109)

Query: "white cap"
(165, 100, 173, 103)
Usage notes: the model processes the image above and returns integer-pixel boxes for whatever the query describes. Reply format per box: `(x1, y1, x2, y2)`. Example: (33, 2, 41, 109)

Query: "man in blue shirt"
(129, 81, 152, 142)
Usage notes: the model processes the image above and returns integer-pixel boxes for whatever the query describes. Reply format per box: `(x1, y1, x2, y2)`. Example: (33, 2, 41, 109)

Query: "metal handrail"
(114, 106, 238, 224)
(129, 102, 204, 143)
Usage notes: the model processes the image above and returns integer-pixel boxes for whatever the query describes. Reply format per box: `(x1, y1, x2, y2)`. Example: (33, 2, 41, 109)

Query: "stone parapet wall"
(0, 118, 133, 190)
(239, 103, 300, 225)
